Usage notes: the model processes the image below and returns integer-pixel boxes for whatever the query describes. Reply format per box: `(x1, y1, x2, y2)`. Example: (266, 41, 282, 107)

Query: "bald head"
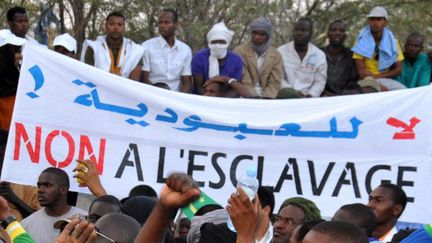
(95, 213, 141, 243)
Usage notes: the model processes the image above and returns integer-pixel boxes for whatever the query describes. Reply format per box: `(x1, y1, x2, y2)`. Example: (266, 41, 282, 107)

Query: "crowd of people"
(0, 4, 431, 243)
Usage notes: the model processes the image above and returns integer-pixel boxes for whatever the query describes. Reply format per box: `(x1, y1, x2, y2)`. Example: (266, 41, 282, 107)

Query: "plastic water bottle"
(227, 166, 259, 232)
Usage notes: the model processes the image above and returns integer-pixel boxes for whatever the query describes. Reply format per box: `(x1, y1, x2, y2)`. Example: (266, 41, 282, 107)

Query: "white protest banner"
(2, 45, 432, 224)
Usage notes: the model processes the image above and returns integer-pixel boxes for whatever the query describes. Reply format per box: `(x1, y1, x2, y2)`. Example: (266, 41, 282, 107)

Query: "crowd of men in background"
(0, 4, 431, 243)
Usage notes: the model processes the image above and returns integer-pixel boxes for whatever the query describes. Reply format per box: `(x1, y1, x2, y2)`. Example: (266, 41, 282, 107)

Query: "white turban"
(206, 22, 234, 45)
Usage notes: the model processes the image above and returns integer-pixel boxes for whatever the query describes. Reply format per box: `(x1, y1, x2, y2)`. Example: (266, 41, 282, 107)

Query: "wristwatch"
(228, 78, 237, 85)
(0, 215, 16, 229)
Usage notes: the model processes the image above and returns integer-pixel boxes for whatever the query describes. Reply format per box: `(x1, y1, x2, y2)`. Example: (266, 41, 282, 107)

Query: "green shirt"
(396, 53, 431, 88)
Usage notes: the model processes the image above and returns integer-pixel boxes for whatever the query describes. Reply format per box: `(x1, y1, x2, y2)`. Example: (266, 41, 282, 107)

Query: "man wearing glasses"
(271, 197, 321, 243)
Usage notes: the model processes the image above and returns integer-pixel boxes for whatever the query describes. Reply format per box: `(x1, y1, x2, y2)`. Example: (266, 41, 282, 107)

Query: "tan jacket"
(234, 41, 282, 98)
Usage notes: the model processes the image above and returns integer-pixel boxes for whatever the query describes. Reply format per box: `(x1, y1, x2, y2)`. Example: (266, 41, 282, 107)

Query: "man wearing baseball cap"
(53, 33, 77, 58)
(352, 6, 406, 91)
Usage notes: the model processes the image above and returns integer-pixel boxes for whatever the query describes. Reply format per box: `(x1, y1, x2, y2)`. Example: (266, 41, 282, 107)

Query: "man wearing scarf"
(81, 11, 144, 81)
(352, 6, 406, 90)
(234, 17, 282, 98)
(192, 22, 248, 97)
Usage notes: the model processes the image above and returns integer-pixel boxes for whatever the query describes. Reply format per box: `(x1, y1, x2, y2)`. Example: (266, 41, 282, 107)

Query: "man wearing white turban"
(192, 22, 252, 97)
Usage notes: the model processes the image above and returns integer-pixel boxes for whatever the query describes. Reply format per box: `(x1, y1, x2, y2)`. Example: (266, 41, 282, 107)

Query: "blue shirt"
(192, 48, 243, 82)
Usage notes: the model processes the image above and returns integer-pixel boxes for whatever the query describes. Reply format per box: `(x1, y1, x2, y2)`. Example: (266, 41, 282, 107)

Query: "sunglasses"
(95, 227, 120, 243)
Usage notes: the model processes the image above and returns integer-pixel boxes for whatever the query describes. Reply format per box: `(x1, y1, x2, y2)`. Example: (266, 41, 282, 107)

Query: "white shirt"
(256, 224, 273, 243)
(141, 36, 192, 91)
(277, 41, 327, 97)
(379, 226, 398, 242)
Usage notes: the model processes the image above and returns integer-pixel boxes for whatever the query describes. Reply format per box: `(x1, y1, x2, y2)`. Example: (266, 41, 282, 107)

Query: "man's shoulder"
(142, 37, 160, 47)
(227, 50, 243, 62)
(21, 208, 45, 225)
(277, 41, 293, 52)
(67, 206, 87, 216)
(194, 48, 210, 57)
(174, 39, 192, 52)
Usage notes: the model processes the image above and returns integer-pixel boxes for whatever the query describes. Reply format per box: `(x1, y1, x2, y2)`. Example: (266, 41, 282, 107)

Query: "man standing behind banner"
(7, 6, 40, 45)
(352, 6, 405, 91)
(192, 22, 245, 96)
(234, 17, 282, 99)
(140, 9, 192, 92)
(277, 17, 327, 97)
(81, 11, 143, 81)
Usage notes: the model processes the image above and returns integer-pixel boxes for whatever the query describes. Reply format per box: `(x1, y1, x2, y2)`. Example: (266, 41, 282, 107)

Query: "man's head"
(288, 219, 326, 243)
(37, 167, 70, 208)
(249, 17, 272, 47)
(178, 217, 191, 238)
(94, 213, 141, 243)
(105, 11, 125, 41)
(53, 33, 77, 58)
(129, 184, 158, 198)
(303, 221, 369, 243)
(204, 81, 228, 97)
(327, 20, 346, 47)
(158, 9, 178, 39)
(367, 6, 388, 35)
(88, 195, 121, 223)
(332, 203, 377, 237)
(367, 183, 407, 225)
(256, 186, 275, 223)
(404, 32, 424, 61)
(293, 17, 313, 46)
(273, 197, 321, 243)
(7, 7, 29, 38)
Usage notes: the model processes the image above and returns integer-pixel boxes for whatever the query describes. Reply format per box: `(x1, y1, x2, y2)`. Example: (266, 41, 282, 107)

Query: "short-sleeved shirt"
(191, 48, 243, 82)
(353, 40, 404, 75)
(142, 36, 192, 91)
(21, 206, 87, 243)
(322, 46, 358, 94)
(396, 53, 431, 88)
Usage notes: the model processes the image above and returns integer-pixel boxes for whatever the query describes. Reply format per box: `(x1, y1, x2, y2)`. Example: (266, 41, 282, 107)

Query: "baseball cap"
(367, 6, 388, 20)
(53, 33, 77, 53)
(0, 29, 26, 47)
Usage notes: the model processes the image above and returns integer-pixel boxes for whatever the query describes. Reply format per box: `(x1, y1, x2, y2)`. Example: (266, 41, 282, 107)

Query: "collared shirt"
(142, 36, 192, 91)
(256, 224, 273, 243)
(191, 48, 243, 82)
(379, 226, 398, 242)
(277, 41, 327, 97)
(396, 53, 431, 88)
(322, 46, 358, 94)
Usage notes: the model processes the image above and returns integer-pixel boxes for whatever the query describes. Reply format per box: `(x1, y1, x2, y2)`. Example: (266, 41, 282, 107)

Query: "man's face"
(272, 205, 305, 243)
(251, 30, 268, 46)
(37, 172, 61, 207)
(293, 20, 312, 45)
(178, 218, 191, 238)
(368, 17, 387, 34)
(302, 230, 332, 243)
(367, 186, 397, 224)
(328, 22, 346, 46)
(54, 46, 76, 59)
(158, 11, 177, 38)
(105, 16, 125, 40)
(204, 82, 225, 97)
(405, 36, 424, 60)
(88, 201, 120, 224)
(8, 13, 29, 38)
